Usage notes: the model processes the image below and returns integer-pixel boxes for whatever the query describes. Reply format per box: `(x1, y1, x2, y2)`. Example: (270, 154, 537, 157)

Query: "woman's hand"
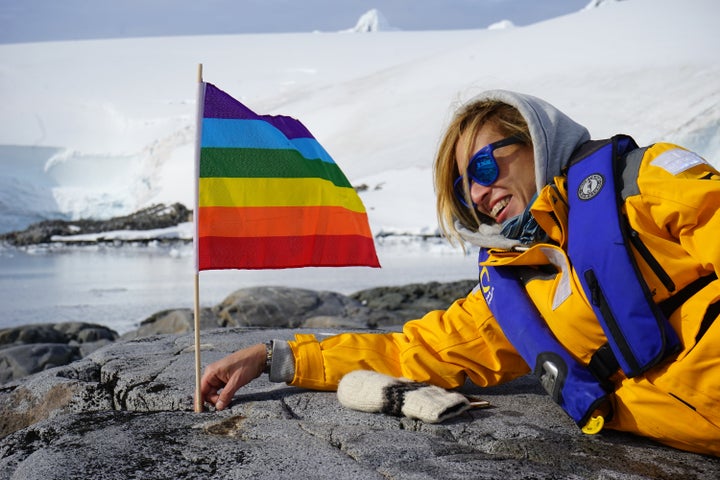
(198, 343, 266, 410)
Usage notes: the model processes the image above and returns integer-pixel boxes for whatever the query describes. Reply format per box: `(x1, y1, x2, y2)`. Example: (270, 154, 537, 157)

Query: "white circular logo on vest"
(577, 174, 604, 200)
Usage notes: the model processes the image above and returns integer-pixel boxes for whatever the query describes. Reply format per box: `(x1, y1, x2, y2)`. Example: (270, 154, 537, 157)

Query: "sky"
(0, 0, 591, 44)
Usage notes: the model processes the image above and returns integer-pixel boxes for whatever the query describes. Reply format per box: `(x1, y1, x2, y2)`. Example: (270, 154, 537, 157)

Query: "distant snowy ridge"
(584, 0, 626, 9)
(487, 20, 515, 30)
(49, 222, 194, 244)
(342, 9, 394, 33)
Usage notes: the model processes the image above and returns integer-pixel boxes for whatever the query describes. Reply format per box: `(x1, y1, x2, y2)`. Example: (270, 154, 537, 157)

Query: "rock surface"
(0, 203, 191, 246)
(1, 282, 476, 384)
(0, 328, 718, 479)
(0, 322, 118, 384)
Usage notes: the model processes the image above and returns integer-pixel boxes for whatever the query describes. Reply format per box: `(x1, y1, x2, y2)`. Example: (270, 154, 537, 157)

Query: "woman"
(200, 90, 720, 456)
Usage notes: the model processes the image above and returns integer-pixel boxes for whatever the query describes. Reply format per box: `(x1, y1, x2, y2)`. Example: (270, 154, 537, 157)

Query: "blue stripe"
(201, 118, 336, 164)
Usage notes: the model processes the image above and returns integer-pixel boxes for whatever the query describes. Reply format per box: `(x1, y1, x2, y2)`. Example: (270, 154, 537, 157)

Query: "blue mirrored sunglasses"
(453, 134, 524, 207)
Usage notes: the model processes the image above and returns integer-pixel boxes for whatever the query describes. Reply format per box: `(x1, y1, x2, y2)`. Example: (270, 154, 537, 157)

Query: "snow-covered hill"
(0, 0, 718, 236)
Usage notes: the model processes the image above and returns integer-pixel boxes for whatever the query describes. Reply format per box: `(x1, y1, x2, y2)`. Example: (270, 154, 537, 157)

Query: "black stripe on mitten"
(381, 380, 426, 416)
(337, 370, 471, 423)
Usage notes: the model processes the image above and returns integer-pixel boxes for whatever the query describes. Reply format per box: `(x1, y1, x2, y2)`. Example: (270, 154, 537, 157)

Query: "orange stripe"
(198, 206, 374, 238)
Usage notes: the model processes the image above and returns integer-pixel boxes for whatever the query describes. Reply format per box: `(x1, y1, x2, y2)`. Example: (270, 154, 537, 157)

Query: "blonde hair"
(434, 99, 531, 246)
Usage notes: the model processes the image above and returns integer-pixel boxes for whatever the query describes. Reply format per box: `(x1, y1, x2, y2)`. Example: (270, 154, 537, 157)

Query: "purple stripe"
(203, 82, 313, 140)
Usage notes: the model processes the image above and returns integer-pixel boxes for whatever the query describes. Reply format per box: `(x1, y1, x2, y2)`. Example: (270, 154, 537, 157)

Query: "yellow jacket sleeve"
(288, 289, 530, 391)
(647, 145, 720, 274)
(628, 143, 720, 282)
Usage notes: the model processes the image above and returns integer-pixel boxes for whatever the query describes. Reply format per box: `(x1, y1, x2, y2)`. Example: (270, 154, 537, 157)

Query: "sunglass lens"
(454, 176, 471, 207)
(468, 151, 498, 186)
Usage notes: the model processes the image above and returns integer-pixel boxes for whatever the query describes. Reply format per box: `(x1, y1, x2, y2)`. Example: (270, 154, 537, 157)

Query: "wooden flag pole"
(193, 273, 202, 412)
(193, 63, 204, 413)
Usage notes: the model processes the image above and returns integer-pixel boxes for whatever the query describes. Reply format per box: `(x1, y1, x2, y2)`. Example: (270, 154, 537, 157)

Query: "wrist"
(263, 341, 273, 375)
(247, 343, 267, 379)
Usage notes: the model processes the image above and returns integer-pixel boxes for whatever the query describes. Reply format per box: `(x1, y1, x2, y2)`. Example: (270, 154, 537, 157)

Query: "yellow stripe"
(198, 177, 367, 213)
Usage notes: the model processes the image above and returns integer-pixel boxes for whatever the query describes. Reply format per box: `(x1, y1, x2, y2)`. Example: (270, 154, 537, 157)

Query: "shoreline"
(0, 279, 477, 385)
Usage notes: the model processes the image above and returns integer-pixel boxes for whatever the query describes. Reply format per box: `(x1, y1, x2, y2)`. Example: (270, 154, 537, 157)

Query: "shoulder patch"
(577, 173, 604, 200)
(650, 148, 707, 175)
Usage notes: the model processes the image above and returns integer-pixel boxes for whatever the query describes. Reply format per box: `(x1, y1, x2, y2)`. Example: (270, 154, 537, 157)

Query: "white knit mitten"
(337, 370, 471, 423)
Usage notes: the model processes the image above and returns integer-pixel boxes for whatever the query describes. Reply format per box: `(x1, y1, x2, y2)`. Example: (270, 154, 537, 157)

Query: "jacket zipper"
(584, 269, 640, 375)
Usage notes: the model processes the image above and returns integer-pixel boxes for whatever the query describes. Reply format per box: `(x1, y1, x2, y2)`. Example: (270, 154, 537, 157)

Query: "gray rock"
(0, 328, 717, 479)
(0, 322, 119, 349)
(0, 344, 80, 384)
(0, 325, 67, 346)
(74, 339, 115, 358)
(120, 307, 218, 340)
(55, 322, 118, 343)
(211, 281, 478, 331)
(0, 323, 119, 384)
(3, 281, 475, 385)
(302, 314, 369, 329)
(214, 286, 367, 328)
(350, 279, 477, 326)
(0, 203, 190, 246)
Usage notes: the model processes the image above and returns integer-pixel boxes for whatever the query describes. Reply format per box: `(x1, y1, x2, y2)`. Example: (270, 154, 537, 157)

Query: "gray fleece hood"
(455, 90, 591, 249)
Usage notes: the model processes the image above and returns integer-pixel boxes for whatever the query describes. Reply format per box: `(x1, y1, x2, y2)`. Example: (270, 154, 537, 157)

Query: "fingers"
(215, 375, 241, 411)
(196, 344, 267, 410)
(198, 362, 228, 408)
(200, 368, 224, 395)
(214, 362, 259, 410)
(199, 369, 222, 403)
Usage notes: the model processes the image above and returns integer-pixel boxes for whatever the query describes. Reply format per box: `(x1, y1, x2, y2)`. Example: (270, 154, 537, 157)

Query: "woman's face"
(455, 124, 536, 224)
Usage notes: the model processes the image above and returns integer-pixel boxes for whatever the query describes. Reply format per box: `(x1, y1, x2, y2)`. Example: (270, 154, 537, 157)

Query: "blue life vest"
(478, 135, 681, 428)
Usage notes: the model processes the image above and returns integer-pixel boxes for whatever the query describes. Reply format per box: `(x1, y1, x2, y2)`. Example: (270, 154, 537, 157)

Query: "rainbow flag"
(196, 82, 380, 270)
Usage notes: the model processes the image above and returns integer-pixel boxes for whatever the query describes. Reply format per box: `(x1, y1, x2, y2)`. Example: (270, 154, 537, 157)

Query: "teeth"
(490, 197, 510, 218)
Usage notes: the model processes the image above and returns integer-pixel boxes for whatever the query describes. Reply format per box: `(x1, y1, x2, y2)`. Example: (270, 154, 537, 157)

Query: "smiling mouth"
(489, 196, 511, 218)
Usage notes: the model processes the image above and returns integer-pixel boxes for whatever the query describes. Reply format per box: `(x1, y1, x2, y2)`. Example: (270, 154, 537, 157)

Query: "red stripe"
(198, 235, 381, 270)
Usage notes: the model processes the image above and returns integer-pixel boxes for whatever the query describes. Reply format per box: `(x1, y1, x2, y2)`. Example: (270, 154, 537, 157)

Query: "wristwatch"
(263, 341, 273, 374)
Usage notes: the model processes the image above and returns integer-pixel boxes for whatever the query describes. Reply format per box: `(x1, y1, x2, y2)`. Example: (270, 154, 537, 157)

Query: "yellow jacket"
(286, 143, 720, 456)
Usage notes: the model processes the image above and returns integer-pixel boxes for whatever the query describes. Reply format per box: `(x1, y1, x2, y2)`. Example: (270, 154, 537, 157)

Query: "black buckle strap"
(658, 273, 717, 319)
(696, 301, 720, 343)
(588, 344, 618, 392)
(589, 273, 718, 390)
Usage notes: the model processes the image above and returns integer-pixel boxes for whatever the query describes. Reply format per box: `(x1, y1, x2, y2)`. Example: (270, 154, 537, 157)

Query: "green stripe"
(200, 147, 351, 187)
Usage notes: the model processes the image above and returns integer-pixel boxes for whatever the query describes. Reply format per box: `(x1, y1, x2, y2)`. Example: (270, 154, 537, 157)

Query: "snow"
(487, 20, 515, 30)
(1, 0, 720, 333)
(49, 222, 194, 244)
(341, 9, 395, 33)
(1, 0, 718, 239)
